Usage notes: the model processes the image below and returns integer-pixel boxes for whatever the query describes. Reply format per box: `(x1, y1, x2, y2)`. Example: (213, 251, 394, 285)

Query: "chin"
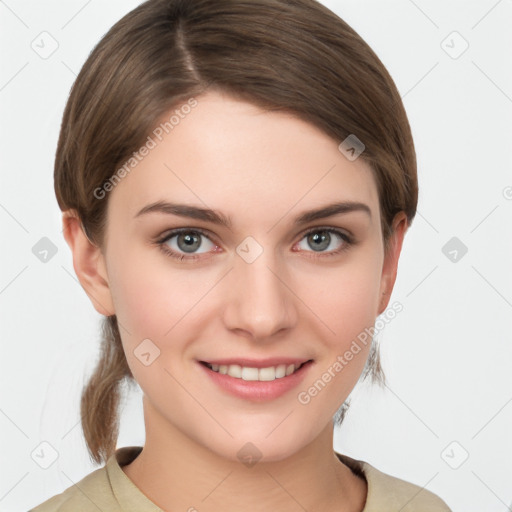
(202, 425, 314, 465)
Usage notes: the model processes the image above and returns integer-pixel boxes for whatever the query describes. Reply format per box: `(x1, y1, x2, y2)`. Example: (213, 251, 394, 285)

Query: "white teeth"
(206, 362, 305, 381)
(227, 364, 242, 378)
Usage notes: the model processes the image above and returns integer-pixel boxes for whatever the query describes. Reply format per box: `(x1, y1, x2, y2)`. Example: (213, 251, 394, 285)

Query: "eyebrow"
(134, 200, 371, 228)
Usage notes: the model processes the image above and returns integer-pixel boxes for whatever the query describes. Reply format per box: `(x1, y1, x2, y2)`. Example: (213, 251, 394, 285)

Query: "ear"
(62, 210, 115, 317)
(377, 211, 408, 315)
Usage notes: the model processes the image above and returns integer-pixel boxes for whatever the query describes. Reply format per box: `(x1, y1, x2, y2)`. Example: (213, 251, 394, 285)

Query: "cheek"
(107, 239, 187, 331)
(106, 245, 190, 365)
(111, 272, 170, 338)
(107, 251, 214, 372)
(297, 266, 382, 410)
(108, 267, 191, 393)
(305, 257, 383, 347)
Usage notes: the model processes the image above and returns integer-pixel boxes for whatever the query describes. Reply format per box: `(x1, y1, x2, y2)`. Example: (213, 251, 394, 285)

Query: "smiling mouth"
(199, 360, 313, 382)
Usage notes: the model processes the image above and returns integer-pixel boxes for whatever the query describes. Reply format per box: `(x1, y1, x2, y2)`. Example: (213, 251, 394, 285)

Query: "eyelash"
(155, 226, 354, 262)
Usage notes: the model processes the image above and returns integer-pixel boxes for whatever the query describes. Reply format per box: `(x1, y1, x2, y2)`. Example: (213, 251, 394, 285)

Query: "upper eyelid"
(158, 227, 218, 244)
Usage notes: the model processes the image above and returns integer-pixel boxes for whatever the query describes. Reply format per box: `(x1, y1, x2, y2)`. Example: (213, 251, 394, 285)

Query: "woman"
(30, 0, 452, 510)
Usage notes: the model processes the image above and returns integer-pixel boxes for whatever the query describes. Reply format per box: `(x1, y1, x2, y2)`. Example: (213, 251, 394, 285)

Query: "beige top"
(29, 446, 452, 511)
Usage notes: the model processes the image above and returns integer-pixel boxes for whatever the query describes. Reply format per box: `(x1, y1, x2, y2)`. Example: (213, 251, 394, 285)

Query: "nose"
(222, 243, 298, 341)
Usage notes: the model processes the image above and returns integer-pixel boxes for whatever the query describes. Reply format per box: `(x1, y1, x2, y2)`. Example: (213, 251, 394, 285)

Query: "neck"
(121, 397, 367, 512)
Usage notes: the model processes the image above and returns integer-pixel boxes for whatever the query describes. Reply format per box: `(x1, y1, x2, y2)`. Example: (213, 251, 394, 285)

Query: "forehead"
(107, 91, 379, 224)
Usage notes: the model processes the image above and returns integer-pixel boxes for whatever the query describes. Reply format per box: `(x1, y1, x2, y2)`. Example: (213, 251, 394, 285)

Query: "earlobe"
(377, 212, 408, 315)
(62, 210, 115, 317)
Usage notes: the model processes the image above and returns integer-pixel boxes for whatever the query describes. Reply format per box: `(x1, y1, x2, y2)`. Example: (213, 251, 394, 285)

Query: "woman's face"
(97, 90, 404, 462)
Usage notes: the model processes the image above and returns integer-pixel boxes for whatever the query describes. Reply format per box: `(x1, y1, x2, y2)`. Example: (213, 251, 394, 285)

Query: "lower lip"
(197, 360, 314, 402)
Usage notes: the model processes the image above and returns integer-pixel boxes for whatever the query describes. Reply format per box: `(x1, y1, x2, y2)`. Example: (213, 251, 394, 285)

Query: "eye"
(155, 226, 354, 262)
(294, 227, 353, 257)
(157, 228, 218, 261)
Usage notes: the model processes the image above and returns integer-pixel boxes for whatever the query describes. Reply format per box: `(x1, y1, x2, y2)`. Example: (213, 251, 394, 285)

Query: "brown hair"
(55, 0, 417, 465)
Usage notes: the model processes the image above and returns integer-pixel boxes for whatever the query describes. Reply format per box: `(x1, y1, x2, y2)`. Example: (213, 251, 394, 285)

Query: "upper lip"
(199, 357, 313, 368)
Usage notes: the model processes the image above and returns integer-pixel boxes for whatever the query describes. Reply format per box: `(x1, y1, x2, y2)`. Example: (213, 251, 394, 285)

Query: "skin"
(63, 90, 407, 512)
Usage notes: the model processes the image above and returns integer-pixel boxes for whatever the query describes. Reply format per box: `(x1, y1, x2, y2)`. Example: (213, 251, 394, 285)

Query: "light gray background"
(1, 1, 511, 511)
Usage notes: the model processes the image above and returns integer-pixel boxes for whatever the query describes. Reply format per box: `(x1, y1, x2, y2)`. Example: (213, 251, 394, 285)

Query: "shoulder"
(28, 465, 120, 512)
(335, 452, 452, 512)
(361, 462, 453, 511)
